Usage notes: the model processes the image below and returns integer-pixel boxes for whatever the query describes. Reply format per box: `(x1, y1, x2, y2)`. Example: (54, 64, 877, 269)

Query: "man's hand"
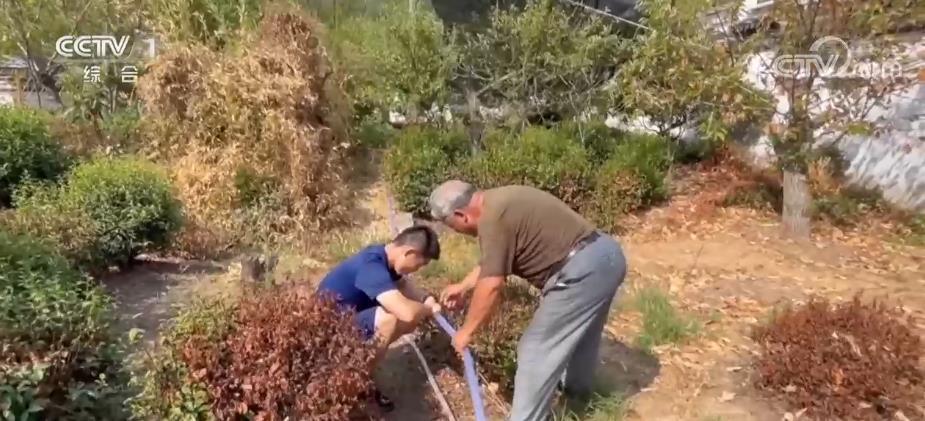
(452, 329, 473, 356)
(440, 282, 469, 311)
(423, 296, 442, 315)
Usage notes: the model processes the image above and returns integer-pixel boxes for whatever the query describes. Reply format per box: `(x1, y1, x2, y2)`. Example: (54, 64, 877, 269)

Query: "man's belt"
(547, 230, 601, 279)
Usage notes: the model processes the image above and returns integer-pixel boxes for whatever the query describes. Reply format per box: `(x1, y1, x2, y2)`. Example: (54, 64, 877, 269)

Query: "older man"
(429, 180, 627, 421)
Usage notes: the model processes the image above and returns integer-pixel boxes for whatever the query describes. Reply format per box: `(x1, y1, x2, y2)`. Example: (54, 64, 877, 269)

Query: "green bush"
(812, 187, 885, 227)
(8, 157, 183, 269)
(0, 231, 129, 420)
(463, 126, 592, 208)
(130, 298, 232, 420)
(0, 106, 72, 207)
(559, 120, 623, 165)
(385, 126, 470, 215)
(585, 133, 672, 231)
(354, 118, 397, 150)
(472, 281, 539, 397)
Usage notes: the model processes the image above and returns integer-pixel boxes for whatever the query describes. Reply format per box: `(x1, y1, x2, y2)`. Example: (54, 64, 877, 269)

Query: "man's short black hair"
(392, 225, 440, 260)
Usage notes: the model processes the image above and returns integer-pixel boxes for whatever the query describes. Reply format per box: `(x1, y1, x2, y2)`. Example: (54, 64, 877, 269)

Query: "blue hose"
(433, 313, 489, 421)
(384, 189, 489, 420)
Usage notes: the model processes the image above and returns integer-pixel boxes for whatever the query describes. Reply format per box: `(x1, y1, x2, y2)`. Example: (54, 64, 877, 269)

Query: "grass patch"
(633, 286, 700, 350)
(897, 214, 925, 246)
(554, 392, 629, 421)
(416, 231, 478, 288)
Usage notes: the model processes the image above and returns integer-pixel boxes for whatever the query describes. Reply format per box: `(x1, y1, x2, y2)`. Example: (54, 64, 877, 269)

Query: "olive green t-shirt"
(477, 185, 595, 288)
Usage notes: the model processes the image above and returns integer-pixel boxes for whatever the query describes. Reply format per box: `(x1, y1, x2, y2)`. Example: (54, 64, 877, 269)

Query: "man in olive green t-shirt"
(429, 180, 627, 421)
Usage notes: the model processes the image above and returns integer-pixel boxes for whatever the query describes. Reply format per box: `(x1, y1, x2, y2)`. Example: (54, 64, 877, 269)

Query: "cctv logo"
(55, 36, 131, 59)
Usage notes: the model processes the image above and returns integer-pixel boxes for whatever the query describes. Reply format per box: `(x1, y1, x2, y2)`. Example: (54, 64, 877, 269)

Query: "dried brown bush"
(752, 295, 924, 420)
(179, 289, 375, 420)
(137, 8, 352, 255)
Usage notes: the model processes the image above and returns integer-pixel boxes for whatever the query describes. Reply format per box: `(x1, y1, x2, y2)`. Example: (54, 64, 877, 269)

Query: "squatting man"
(316, 225, 443, 411)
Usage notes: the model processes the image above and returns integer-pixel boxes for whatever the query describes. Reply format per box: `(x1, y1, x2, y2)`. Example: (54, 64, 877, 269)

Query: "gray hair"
(428, 180, 477, 221)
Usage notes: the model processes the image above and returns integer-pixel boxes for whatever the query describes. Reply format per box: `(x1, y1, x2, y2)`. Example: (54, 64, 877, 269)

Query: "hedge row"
(4, 157, 183, 271)
(0, 107, 72, 207)
(0, 231, 129, 420)
(132, 288, 376, 419)
(384, 122, 673, 231)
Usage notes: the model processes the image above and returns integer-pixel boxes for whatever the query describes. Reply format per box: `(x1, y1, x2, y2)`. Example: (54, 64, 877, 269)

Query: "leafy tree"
(327, 0, 457, 122)
(0, 0, 145, 105)
(615, 0, 772, 146)
(715, 0, 918, 237)
(145, 0, 262, 48)
(456, 0, 623, 126)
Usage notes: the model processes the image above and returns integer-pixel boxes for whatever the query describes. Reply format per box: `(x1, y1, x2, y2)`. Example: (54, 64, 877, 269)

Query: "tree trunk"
(465, 88, 483, 154)
(781, 169, 812, 239)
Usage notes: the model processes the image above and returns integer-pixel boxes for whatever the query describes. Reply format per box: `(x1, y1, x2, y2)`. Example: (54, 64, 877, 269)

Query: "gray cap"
(428, 180, 477, 220)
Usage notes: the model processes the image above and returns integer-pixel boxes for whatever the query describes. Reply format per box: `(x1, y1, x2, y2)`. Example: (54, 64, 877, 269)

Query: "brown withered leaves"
(752, 295, 924, 420)
(180, 289, 375, 420)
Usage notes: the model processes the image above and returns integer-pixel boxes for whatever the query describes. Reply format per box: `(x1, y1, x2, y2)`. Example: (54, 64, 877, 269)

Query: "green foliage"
(472, 281, 539, 396)
(555, 392, 629, 421)
(559, 120, 624, 165)
(0, 231, 129, 420)
(354, 118, 398, 150)
(458, 0, 622, 122)
(62, 157, 182, 267)
(812, 188, 886, 227)
(585, 133, 672, 231)
(463, 126, 592, 208)
(0, 106, 72, 207)
(384, 126, 470, 215)
(633, 286, 700, 351)
(616, 0, 771, 143)
(8, 157, 183, 269)
(147, 0, 263, 48)
(129, 299, 232, 420)
(328, 0, 456, 117)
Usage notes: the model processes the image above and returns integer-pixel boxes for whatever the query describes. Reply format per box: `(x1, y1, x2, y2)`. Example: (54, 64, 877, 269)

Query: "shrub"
(0, 106, 71, 207)
(138, 10, 352, 254)
(752, 296, 924, 420)
(559, 120, 623, 165)
(585, 133, 672, 231)
(0, 231, 129, 420)
(812, 188, 886, 227)
(7, 157, 182, 269)
(63, 157, 183, 266)
(384, 126, 470, 215)
(132, 289, 376, 420)
(354, 118, 398, 150)
(463, 126, 592, 208)
(472, 281, 539, 397)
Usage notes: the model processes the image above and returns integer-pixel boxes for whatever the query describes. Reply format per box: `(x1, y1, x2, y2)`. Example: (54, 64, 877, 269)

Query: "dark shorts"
(355, 306, 379, 340)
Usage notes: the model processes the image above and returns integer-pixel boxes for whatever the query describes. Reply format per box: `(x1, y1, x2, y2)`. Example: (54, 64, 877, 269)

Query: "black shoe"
(374, 389, 395, 412)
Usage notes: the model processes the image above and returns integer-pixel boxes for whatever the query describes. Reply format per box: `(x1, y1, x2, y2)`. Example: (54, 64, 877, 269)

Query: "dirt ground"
(102, 162, 925, 421)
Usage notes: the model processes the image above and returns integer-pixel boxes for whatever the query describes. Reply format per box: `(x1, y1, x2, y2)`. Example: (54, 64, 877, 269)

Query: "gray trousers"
(509, 233, 627, 421)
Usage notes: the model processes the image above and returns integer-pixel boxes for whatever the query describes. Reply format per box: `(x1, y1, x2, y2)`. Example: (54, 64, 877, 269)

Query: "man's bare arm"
(459, 265, 481, 291)
(397, 278, 430, 302)
(376, 290, 430, 324)
(458, 275, 504, 337)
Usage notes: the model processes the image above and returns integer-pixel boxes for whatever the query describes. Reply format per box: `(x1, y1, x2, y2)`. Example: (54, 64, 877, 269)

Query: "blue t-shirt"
(316, 244, 401, 311)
